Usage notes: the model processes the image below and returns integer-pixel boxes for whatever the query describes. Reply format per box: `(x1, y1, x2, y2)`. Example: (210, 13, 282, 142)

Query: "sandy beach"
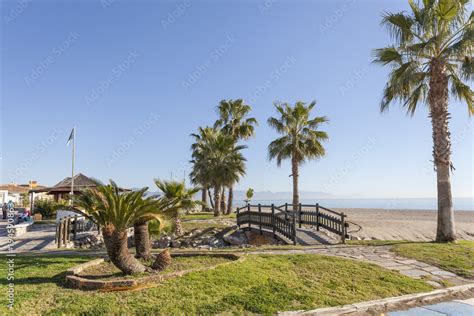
(336, 208, 474, 241)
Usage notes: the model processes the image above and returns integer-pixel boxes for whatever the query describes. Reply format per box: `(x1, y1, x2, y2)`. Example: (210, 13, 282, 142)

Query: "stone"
(156, 236, 171, 248)
(224, 230, 248, 246)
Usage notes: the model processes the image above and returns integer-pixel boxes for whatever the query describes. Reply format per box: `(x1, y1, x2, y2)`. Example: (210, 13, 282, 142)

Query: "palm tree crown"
(268, 101, 329, 166)
(373, 0, 472, 115)
(214, 99, 258, 141)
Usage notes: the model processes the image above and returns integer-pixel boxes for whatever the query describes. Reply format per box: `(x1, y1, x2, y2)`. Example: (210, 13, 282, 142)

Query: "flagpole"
(71, 127, 75, 206)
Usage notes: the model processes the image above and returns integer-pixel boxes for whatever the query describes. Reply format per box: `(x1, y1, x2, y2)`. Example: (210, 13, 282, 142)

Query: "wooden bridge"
(236, 203, 349, 245)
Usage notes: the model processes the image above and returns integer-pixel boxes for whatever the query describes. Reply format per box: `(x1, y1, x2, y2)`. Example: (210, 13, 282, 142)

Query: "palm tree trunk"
(133, 220, 151, 260)
(102, 227, 147, 275)
(174, 216, 183, 236)
(226, 186, 233, 214)
(292, 156, 299, 211)
(214, 186, 221, 216)
(208, 189, 215, 209)
(221, 190, 227, 213)
(201, 188, 207, 211)
(429, 59, 456, 242)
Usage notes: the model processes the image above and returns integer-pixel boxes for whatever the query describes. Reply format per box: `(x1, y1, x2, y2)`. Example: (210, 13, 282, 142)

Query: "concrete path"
(389, 297, 474, 315)
(0, 219, 57, 252)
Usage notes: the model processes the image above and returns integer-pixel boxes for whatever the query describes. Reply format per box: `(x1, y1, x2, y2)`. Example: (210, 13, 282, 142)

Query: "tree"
(267, 101, 329, 210)
(190, 127, 216, 211)
(191, 127, 246, 216)
(75, 181, 167, 274)
(154, 179, 200, 235)
(373, 0, 472, 242)
(214, 99, 257, 214)
(244, 188, 254, 204)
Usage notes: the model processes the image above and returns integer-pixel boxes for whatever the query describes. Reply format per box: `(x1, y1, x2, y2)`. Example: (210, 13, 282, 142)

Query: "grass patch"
(0, 253, 432, 314)
(391, 241, 474, 279)
(78, 256, 233, 280)
(182, 212, 236, 220)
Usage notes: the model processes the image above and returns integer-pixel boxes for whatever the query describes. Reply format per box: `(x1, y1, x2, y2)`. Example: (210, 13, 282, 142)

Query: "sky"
(0, 0, 472, 199)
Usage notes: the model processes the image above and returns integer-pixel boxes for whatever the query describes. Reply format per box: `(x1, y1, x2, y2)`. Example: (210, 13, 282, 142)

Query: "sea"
(235, 198, 474, 211)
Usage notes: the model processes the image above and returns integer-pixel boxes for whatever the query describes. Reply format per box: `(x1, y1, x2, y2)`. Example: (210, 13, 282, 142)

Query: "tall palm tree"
(190, 127, 216, 211)
(268, 101, 329, 211)
(154, 179, 200, 235)
(75, 181, 167, 274)
(191, 127, 246, 216)
(373, 0, 472, 242)
(214, 99, 257, 214)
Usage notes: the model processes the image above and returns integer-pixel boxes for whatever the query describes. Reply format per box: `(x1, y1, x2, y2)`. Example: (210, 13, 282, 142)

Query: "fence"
(236, 204, 297, 244)
(236, 203, 349, 244)
(55, 215, 98, 248)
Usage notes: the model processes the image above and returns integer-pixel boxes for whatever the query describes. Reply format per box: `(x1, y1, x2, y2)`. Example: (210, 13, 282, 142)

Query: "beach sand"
(336, 208, 474, 241)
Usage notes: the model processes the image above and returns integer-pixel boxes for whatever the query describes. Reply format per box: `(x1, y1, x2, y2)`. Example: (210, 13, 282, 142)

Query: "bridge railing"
(236, 204, 297, 245)
(237, 203, 349, 244)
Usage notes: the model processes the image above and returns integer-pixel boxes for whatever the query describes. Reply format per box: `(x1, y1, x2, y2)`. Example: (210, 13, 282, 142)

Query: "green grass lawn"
(0, 253, 432, 315)
(182, 212, 236, 220)
(391, 241, 474, 279)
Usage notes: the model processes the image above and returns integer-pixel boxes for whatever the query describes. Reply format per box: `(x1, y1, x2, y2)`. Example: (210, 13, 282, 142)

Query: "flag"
(67, 127, 75, 146)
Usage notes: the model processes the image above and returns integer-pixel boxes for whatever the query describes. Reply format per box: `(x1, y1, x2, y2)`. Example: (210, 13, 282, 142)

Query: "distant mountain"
(232, 190, 333, 202)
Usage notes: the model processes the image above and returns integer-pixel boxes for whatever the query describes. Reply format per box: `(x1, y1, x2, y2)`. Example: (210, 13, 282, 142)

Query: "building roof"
(46, 173, 101, 193)
(0, 183, 48, 194)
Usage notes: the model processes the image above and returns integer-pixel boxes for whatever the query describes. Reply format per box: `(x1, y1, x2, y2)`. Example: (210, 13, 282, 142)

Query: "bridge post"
(284, 203, 288, 221)
(316, 203, 320, 231)
(341, 213, 346, 244)
(292, 212, 297, 245)
(271, 204, 275, 238)
(298, 203, 302, 228)
(247, 203, 251, 231)
(258, 204, 262, 234)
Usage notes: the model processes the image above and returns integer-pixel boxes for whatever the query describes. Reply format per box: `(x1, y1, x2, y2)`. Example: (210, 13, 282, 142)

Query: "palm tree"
(75, 181, 167, 274)
(191, 127, 247, 216)
(190, 127, 216, 211)
(268, 101, 329, 211)
(214, 99, 257, 214)
(154, 179, 200, 235)
(134, 196, 176, 260)
(373, 0, 472, 242)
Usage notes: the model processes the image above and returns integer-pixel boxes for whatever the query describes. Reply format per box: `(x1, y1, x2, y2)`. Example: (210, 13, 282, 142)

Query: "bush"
(33, 200, 67, 219)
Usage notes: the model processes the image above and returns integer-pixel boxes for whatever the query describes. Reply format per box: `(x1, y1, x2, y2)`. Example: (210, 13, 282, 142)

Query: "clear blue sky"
(1, 0, 472, 198)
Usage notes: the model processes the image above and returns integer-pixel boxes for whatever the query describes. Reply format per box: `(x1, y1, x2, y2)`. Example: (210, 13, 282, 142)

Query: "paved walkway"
(0, 219, 57, 252)
(250, 245, 471, 287)
(389, 298, 474, 315)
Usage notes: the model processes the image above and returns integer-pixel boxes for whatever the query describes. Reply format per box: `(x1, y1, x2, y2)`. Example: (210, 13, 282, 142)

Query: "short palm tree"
(154, 179, 200, 235)
(75, 181, 167, 274)
(191, 127, 246, 216)
(214, 99, 257, 214)
(268, 101, 329, 210)
(373, 0, 472, 242)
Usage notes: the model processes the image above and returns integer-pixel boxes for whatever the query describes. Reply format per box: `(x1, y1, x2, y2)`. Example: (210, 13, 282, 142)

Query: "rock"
(156, 236, 171, 248)
(224, 229, 248, 246)
(170, 240, 181, 248)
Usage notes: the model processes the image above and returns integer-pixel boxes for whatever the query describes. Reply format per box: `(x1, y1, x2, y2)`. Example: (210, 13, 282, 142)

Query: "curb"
(279, 283, 474, 315)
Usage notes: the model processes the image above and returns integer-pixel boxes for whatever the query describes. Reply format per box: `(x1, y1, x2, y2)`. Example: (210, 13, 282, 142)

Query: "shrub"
(33, 200, 67, 219)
